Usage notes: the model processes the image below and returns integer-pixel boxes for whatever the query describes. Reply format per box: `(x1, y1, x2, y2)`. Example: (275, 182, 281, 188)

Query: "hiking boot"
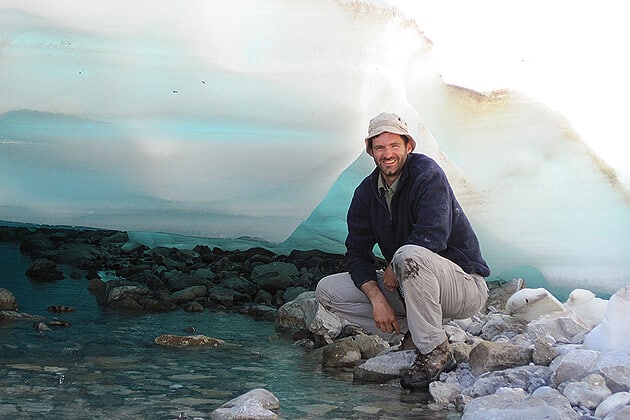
(400, 340, 456, 390)
(398, 331, 417, 351)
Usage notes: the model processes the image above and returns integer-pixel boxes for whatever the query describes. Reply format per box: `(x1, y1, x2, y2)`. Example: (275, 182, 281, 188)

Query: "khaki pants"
(315, 245, 488, 353)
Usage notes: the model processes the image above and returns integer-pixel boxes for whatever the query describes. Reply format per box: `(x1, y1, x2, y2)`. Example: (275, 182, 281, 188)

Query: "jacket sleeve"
(345, 184, 378, 289)
(405, 164, 453, 252)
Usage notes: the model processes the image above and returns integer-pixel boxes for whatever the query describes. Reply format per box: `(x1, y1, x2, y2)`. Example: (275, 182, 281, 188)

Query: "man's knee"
(392, 245, 437, 281)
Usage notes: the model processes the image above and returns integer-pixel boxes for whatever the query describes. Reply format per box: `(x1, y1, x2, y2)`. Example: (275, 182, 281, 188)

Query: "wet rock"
(25, 258, 64, 282)
(353, 349, 416, 382)
(184, 301, 204, 312)
(318, 334, 389, 368)
(154, 334, 225, 348)
(0, 288, 18, 311)
(210, 388, 280, 420)
(275, 291, 349, 343)
(169, 285, 207, 304)
(0, 311, 44, 321)
(244, 304, 277, 321)
(47, 305, 76, 313)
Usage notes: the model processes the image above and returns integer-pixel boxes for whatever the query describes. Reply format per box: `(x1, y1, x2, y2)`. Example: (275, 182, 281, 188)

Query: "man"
(315, 112, 490, 390)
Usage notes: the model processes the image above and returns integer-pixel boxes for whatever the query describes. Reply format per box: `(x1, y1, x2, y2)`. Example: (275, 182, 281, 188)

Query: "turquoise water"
(0, 243, 453, 419)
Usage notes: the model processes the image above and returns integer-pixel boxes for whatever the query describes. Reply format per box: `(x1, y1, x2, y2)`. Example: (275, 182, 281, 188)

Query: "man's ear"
(365, 139, 373, 156)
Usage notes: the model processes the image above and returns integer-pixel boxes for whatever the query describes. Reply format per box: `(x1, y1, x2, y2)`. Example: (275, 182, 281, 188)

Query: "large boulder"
(25, 258, 64, 282)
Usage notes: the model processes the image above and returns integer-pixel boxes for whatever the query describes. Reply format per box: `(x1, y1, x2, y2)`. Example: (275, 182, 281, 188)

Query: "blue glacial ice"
(1, 1, 629, 297)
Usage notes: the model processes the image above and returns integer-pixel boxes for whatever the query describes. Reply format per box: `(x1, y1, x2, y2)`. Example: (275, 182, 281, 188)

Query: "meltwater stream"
(0, 243, 454, 419)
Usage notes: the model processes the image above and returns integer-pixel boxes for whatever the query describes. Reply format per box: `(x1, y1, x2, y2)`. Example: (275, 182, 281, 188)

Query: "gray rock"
(461, 386, 579, 420)
(463, 365, 553, 398)
(484, 278, 525, 313)
(551, 349, 630, 393)
(480, 313, 527, 340)
(532, 339, 558, 366)
(468, 341, 533, 376)
(604, 405, 630, 420)
(210, 388, 279, 420)
(562, 373, 611, 410)
(353, 349, 416, 382)
(595, 392, 630, 419)
(251, 262, 298, 278)
(207, 286, 247, 307)
(169, 285, 207, 304)
(527, 311, 592, 345)
(0, 288, 18, 311)
(275, 292, 349, 343)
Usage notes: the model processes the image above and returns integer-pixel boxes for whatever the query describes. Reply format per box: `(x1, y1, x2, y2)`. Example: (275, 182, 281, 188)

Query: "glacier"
(1, 0, 629, 297)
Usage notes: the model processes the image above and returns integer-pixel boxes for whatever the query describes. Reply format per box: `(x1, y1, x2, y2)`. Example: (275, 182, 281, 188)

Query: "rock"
(562, 373, 611, 410)
(321, 340, 362, 368)
(184, 301, 204, 312)
(47, 305, 76, 313)
(25, 258, 64, 282)
(429, 381, 461, 405)
(0, 288, 18, 311)
(505, 287, 566, 322)
(551, 349, 630, 393)
(353, 349, 416, 382)
(207, 286, 247, 307)
(532, 339, 558, 366)
(318, 335, 389, 368)
(463, 365, 554, 398)
(210, 388, 280, 420)
(251, 262, 298, 278)
(595, 392, 630, 419)
(0, 311, 44, 321)
(484, 278, 525, 312)
(154, 334, 225, 348)
(169, 285, 207, 304)
(468, 341, 533, 376)
(480, 313, 527, 340)
(563, 288, 608, 328)
(461, 386, 579, 420)
(527, 310, 592, 345)
(275, 292, 350, 343)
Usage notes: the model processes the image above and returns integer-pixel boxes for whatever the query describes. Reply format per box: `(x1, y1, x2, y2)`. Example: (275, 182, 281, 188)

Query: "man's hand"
(360, 280, 400, 334)
(383, 263, 398, 293)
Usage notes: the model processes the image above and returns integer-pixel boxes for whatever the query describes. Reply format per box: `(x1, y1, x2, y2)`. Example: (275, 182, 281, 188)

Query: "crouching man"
(315, 112, 490, 390)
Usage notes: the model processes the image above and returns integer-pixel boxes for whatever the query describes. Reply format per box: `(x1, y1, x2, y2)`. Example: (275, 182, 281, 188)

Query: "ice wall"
(1, 1, 629, 296)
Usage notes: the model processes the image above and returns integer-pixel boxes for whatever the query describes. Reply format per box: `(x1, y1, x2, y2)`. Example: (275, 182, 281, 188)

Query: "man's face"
(371, 132, 412, 185)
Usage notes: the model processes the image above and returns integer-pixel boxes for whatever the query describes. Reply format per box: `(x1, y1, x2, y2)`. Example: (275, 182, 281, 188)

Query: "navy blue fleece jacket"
(345, 153, 490, 289)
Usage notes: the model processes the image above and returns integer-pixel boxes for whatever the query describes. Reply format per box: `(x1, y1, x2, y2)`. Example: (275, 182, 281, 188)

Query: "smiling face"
(369, 132, 413, 186)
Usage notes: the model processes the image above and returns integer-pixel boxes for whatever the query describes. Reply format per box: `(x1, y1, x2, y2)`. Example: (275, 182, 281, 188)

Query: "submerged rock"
(210, 388, 280, 420)
(154, 334, 225, 348)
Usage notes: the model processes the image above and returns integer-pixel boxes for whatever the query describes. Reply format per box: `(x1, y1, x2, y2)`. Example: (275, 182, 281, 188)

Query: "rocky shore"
(1, 225, 629, 420)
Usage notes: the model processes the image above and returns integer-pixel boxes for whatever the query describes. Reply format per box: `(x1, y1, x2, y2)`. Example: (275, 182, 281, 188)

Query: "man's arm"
(360, 278, 400, 334)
